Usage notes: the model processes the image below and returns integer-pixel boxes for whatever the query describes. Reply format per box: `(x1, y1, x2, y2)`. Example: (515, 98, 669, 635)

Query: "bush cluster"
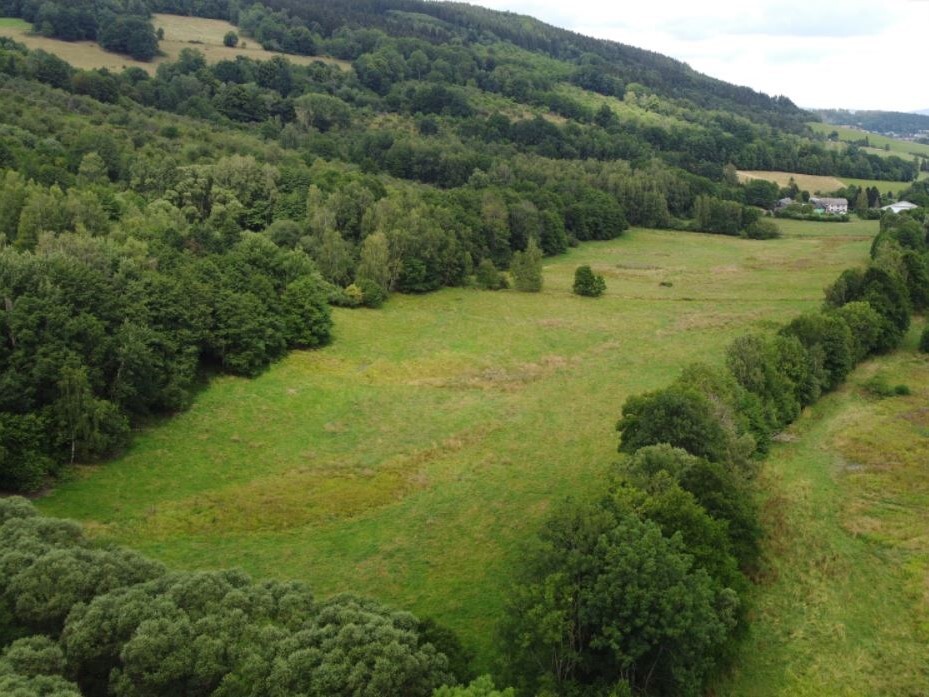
(0, 498, 465, 697)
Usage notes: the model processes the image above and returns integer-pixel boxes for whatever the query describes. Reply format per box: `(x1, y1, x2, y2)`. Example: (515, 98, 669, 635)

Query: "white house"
(881, 201, 920, 214)
(809, 197, 848, 214)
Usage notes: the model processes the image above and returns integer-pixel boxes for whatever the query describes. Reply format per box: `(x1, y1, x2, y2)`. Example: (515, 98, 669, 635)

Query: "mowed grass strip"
(716, 327, 929, 696)
(38, 223, 876, 669)
(0, 14, 351, 74)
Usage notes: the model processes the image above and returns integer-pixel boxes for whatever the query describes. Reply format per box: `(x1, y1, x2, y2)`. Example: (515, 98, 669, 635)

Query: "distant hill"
(173, 0, 812, 132)
(813, 109, 929, 138)
(916, 109, 929, 117)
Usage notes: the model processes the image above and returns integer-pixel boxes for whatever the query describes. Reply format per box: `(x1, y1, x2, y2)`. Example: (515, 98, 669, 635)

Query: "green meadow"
(717, 327, 929, 696)
(38, 221, 877, 667)
(809, 120, 929, 160)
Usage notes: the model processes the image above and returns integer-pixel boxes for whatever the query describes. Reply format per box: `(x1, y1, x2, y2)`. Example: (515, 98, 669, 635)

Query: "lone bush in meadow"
(742, 219, 780, 240)
(573, 265, 606, 296)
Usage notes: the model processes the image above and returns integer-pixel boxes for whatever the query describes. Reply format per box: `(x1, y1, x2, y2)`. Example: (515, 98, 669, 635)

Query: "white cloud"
(466, 0, 929, 112)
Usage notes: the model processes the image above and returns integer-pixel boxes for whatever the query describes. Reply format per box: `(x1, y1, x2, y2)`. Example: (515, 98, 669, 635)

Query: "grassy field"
(809, 121, 929, 160)
(717, 327, 929, 695)
(37, 221, 877, 669)
(738, 170, 915, 196)
(0, 14, 351, 74)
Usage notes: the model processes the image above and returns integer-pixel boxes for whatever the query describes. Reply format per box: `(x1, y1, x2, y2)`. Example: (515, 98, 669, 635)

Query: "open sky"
(468, 0, 929, 113)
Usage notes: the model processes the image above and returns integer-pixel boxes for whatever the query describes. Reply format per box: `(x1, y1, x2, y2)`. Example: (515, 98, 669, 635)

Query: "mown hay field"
(717, 326, 929, 695)
(0, 14, 351, 74)
(738, 169, 915, 196)
(38, 221, 877, 668)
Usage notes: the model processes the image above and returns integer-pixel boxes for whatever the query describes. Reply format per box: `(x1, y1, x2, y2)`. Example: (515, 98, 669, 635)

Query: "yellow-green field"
(810, 121, 929, 160)
(37, 221, 877, 668)
(717, 327, 929, 696)
(0, 14, 351, 74)
(738, 169, 915, 196)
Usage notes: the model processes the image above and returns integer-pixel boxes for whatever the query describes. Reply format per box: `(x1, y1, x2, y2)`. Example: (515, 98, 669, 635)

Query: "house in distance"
(809, 197, 849, 214)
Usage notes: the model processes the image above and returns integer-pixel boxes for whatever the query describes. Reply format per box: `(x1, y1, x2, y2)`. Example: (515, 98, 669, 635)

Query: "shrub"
(330, 283, 364, 307)
(742, 219, 780, 240)
(433, 676, 514, 697)
(572, 265, 606, 296)
(474, 258, 507, 290)
(356, 277, 387, 308)
(224, 31, 239, 48)
(862, 375, 909, 399)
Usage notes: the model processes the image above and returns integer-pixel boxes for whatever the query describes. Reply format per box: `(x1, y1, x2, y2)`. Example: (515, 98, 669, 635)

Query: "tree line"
(498, 208, 928, 695)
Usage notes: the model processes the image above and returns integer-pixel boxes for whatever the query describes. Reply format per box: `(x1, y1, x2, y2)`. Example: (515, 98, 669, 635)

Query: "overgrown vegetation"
(499, 210, 927, 695)
(0, 1, 925, 695)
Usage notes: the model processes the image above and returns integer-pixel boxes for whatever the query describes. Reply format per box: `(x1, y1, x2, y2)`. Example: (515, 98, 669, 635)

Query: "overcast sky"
(466, 0, 929, 113)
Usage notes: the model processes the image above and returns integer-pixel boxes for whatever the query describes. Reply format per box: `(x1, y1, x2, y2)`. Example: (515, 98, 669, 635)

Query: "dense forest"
(1, 0, 928, 695)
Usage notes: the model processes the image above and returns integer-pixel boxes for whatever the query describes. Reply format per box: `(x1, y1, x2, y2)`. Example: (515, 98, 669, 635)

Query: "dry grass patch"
(738, 170, 846, 192)
(0, 14, 351, 74)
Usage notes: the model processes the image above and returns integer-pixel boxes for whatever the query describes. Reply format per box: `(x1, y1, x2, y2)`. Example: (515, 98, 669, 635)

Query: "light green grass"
(810, 121, 929, 160)
(0, 17, 28, 28)
(37, 223, 876, 670)
(717, 327, 929, 695)
(555, 82, 693, 130)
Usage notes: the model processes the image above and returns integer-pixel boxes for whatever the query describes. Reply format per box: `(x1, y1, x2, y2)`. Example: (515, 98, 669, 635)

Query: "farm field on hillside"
(738, 169, 915, 196)
(809, 121, 929, 159)
(38, 221, 877, 668)
(717, 328, 929, 696)
(0, 14, 350, 74)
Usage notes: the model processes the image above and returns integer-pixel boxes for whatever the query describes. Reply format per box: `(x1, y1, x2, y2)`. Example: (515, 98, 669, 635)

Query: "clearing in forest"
(0, 14, 350, 74)
(38, 220, 877, 668)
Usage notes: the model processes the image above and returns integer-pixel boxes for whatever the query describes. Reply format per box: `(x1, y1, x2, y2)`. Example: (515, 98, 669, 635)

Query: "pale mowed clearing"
(39, 220, 877, 669)
(0, 14, 351, 74)
(738, 169, 916, 196)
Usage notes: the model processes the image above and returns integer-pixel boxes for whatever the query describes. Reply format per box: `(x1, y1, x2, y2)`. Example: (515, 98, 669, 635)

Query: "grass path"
(37, 222, 876, 669)
(717, 328, 929, 696)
